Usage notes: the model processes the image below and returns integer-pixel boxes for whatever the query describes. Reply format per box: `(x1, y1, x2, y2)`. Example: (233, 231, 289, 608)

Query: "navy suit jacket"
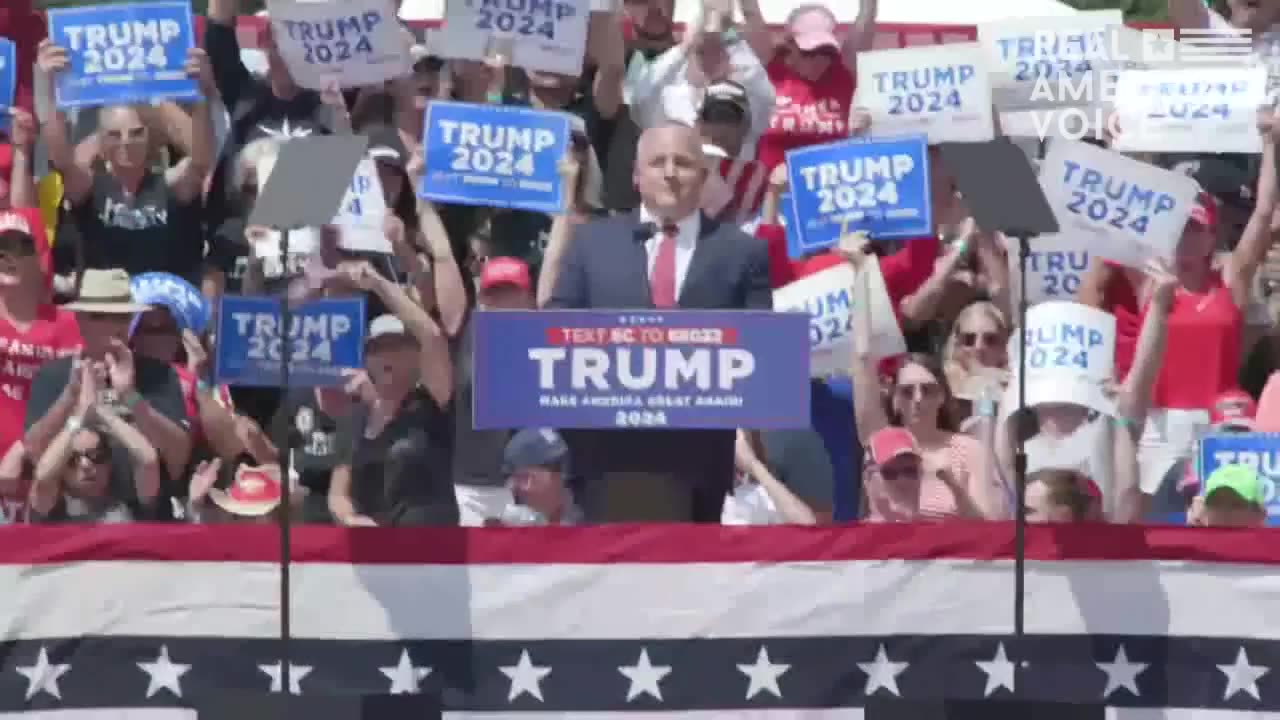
(544, 212, 773, 513)
(545, 212, 773, 311)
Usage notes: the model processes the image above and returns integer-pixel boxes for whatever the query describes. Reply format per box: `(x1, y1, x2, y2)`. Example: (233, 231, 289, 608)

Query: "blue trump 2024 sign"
(0, 39, 14, 133)
(785, 134, 932, 256)
(214, 295, 366, 388)
(49, 2, 199, 109)
(1199, 432, 1280, 525)
(471, 310, 811, 430)
(418, 101, 570, 214)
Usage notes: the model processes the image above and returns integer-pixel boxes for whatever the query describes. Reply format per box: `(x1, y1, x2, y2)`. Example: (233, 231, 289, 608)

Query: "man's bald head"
(634, 124, 709, 221)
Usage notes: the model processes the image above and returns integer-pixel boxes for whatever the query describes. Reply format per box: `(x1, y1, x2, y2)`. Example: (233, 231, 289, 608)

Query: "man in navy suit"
(546, 124, 772, 523)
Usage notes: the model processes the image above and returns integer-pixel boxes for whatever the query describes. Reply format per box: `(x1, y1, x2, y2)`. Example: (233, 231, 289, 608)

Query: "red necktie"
(650, 224, 679, 308)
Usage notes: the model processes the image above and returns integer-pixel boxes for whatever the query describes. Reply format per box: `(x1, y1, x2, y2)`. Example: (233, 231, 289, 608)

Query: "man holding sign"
(545, 123, 772, 523)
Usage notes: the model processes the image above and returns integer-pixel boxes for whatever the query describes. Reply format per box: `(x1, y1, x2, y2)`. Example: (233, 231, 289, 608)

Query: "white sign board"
(435, 0, 591, 77)
(855, 43, 996, 143)
(772, 261, 906, 377)
(1112, 65, 1268, 154)
(1010, 300, 1117, 416)
(331, 158, 391, 253)
(979, 11, 1127, 112)
(1038, 139, 1198, 268)
(267, 0, 412, 90)
(1010, 233, 1092, 305)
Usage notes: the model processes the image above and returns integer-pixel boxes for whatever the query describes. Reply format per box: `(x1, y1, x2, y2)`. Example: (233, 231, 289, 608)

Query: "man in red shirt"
(0, 208, 83, 521)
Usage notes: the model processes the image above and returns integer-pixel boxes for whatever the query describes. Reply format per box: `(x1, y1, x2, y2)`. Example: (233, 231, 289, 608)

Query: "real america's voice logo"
(1020, 26, 1259, 142)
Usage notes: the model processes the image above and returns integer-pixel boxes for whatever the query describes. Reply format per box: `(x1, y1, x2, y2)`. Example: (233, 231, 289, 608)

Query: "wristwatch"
(121, 390, 144, 410)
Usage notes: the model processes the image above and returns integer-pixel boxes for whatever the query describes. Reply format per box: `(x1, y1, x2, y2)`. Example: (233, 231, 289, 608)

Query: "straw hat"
(64, 269, 152, 314)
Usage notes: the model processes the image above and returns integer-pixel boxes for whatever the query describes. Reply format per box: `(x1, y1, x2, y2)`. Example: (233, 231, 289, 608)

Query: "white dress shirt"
(639, 208, 700, 301)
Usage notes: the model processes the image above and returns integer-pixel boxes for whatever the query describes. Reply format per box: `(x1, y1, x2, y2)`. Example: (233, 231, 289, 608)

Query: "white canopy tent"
(398, 0, 1080, 25)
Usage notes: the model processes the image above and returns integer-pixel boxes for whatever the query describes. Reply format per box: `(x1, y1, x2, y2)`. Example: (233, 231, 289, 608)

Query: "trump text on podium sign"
(471, 311, 810, 430)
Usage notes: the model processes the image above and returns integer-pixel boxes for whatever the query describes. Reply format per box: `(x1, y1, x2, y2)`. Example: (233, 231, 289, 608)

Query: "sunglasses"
(797, 47, 838, 60)
(135, 323, 176, 337)
(104, 126, 147, 142)
(958, 331, 1003, 349)
(68, 446, 111, 466)
(878, 462, 921, 482)
(894, 382, 942, 401)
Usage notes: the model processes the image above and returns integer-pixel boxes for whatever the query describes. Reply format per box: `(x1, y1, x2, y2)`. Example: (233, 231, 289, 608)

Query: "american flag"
(0, 523, 1278, 718)
(1170, 28, 1255, 65)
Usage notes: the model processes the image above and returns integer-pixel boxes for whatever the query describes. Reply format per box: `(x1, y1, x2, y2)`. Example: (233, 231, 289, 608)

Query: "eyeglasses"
(68, 446, 111, 466)
(894, 382, 942, 401)
(958, 331, 1003, 349)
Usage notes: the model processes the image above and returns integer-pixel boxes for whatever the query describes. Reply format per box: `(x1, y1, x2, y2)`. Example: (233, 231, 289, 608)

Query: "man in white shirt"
(625, 2, 776, 161)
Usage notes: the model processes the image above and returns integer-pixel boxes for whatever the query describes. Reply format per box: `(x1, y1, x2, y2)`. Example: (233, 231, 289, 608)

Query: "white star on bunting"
(975, 642, 1016, 697)
(618, 648, 672, 701)
(379, 648, 432, 695)
(258, 661, 312, 695)
(16, 646, 71, 701)
(1097, 645, 1147, 698)
(137, 645, 191, 698)
(1218, 647, 1269, 701)
(500, 649, 552, 702)
(737, 646, 789, 699)
(858, 644, 909, 697)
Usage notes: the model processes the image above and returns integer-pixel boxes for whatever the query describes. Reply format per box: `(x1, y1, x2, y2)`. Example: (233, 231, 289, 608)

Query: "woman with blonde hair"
(942, 300, 1011, 406)
(36, 40, 216, 283)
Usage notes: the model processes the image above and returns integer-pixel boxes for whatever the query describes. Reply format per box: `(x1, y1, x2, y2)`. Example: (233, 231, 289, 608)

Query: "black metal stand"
(1013, 233, 1031, 694)
(277, 229, 294, 707)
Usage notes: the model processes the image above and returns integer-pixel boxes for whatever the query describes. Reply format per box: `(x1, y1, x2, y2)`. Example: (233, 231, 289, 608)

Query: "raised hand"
(185, 47, 216, 97)
(36, 40, 69, 75)
(1144, 257, 1178, 309)
(849, 108, 872, 137)
(8, 109, 37, 150)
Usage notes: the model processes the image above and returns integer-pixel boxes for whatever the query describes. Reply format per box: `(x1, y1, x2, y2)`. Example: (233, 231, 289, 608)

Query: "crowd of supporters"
(0, 0, 1277, 530)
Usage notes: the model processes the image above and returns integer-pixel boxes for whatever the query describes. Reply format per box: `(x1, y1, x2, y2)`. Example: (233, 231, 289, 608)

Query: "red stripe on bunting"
(0, 522, 1271, 566)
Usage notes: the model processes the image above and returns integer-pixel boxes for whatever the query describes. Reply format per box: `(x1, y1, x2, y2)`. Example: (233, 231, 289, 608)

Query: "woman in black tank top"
(37, 41, 218, 284)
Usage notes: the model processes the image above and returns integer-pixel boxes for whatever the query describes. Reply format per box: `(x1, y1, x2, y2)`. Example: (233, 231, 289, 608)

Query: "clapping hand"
(190, 458, 222, 505)
(105, 338, 137, 396)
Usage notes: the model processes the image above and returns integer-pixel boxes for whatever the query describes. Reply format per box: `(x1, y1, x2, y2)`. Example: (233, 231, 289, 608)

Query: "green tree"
(1061, 0, 1171, 22)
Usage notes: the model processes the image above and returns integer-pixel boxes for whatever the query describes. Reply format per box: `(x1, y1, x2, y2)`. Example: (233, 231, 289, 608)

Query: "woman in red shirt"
(736, 1, 878, 171)
(1080, 117, 1280, 500)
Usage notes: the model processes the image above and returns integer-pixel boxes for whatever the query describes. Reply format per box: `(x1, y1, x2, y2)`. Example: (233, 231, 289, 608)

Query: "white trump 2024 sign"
(1038, 139, 1198, 269)
(331, 157, 390, 254)
(978, 11, 1125, 112)
(1009, 233, 1091, 306)
(267, 0, 411, 90)
(1112, 66, 1268, 155)
(856, 43, 995, 144)
(1012, 300, 1116, 416)
(772, 261, 906, 377)
(436, 0, 591, 77)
